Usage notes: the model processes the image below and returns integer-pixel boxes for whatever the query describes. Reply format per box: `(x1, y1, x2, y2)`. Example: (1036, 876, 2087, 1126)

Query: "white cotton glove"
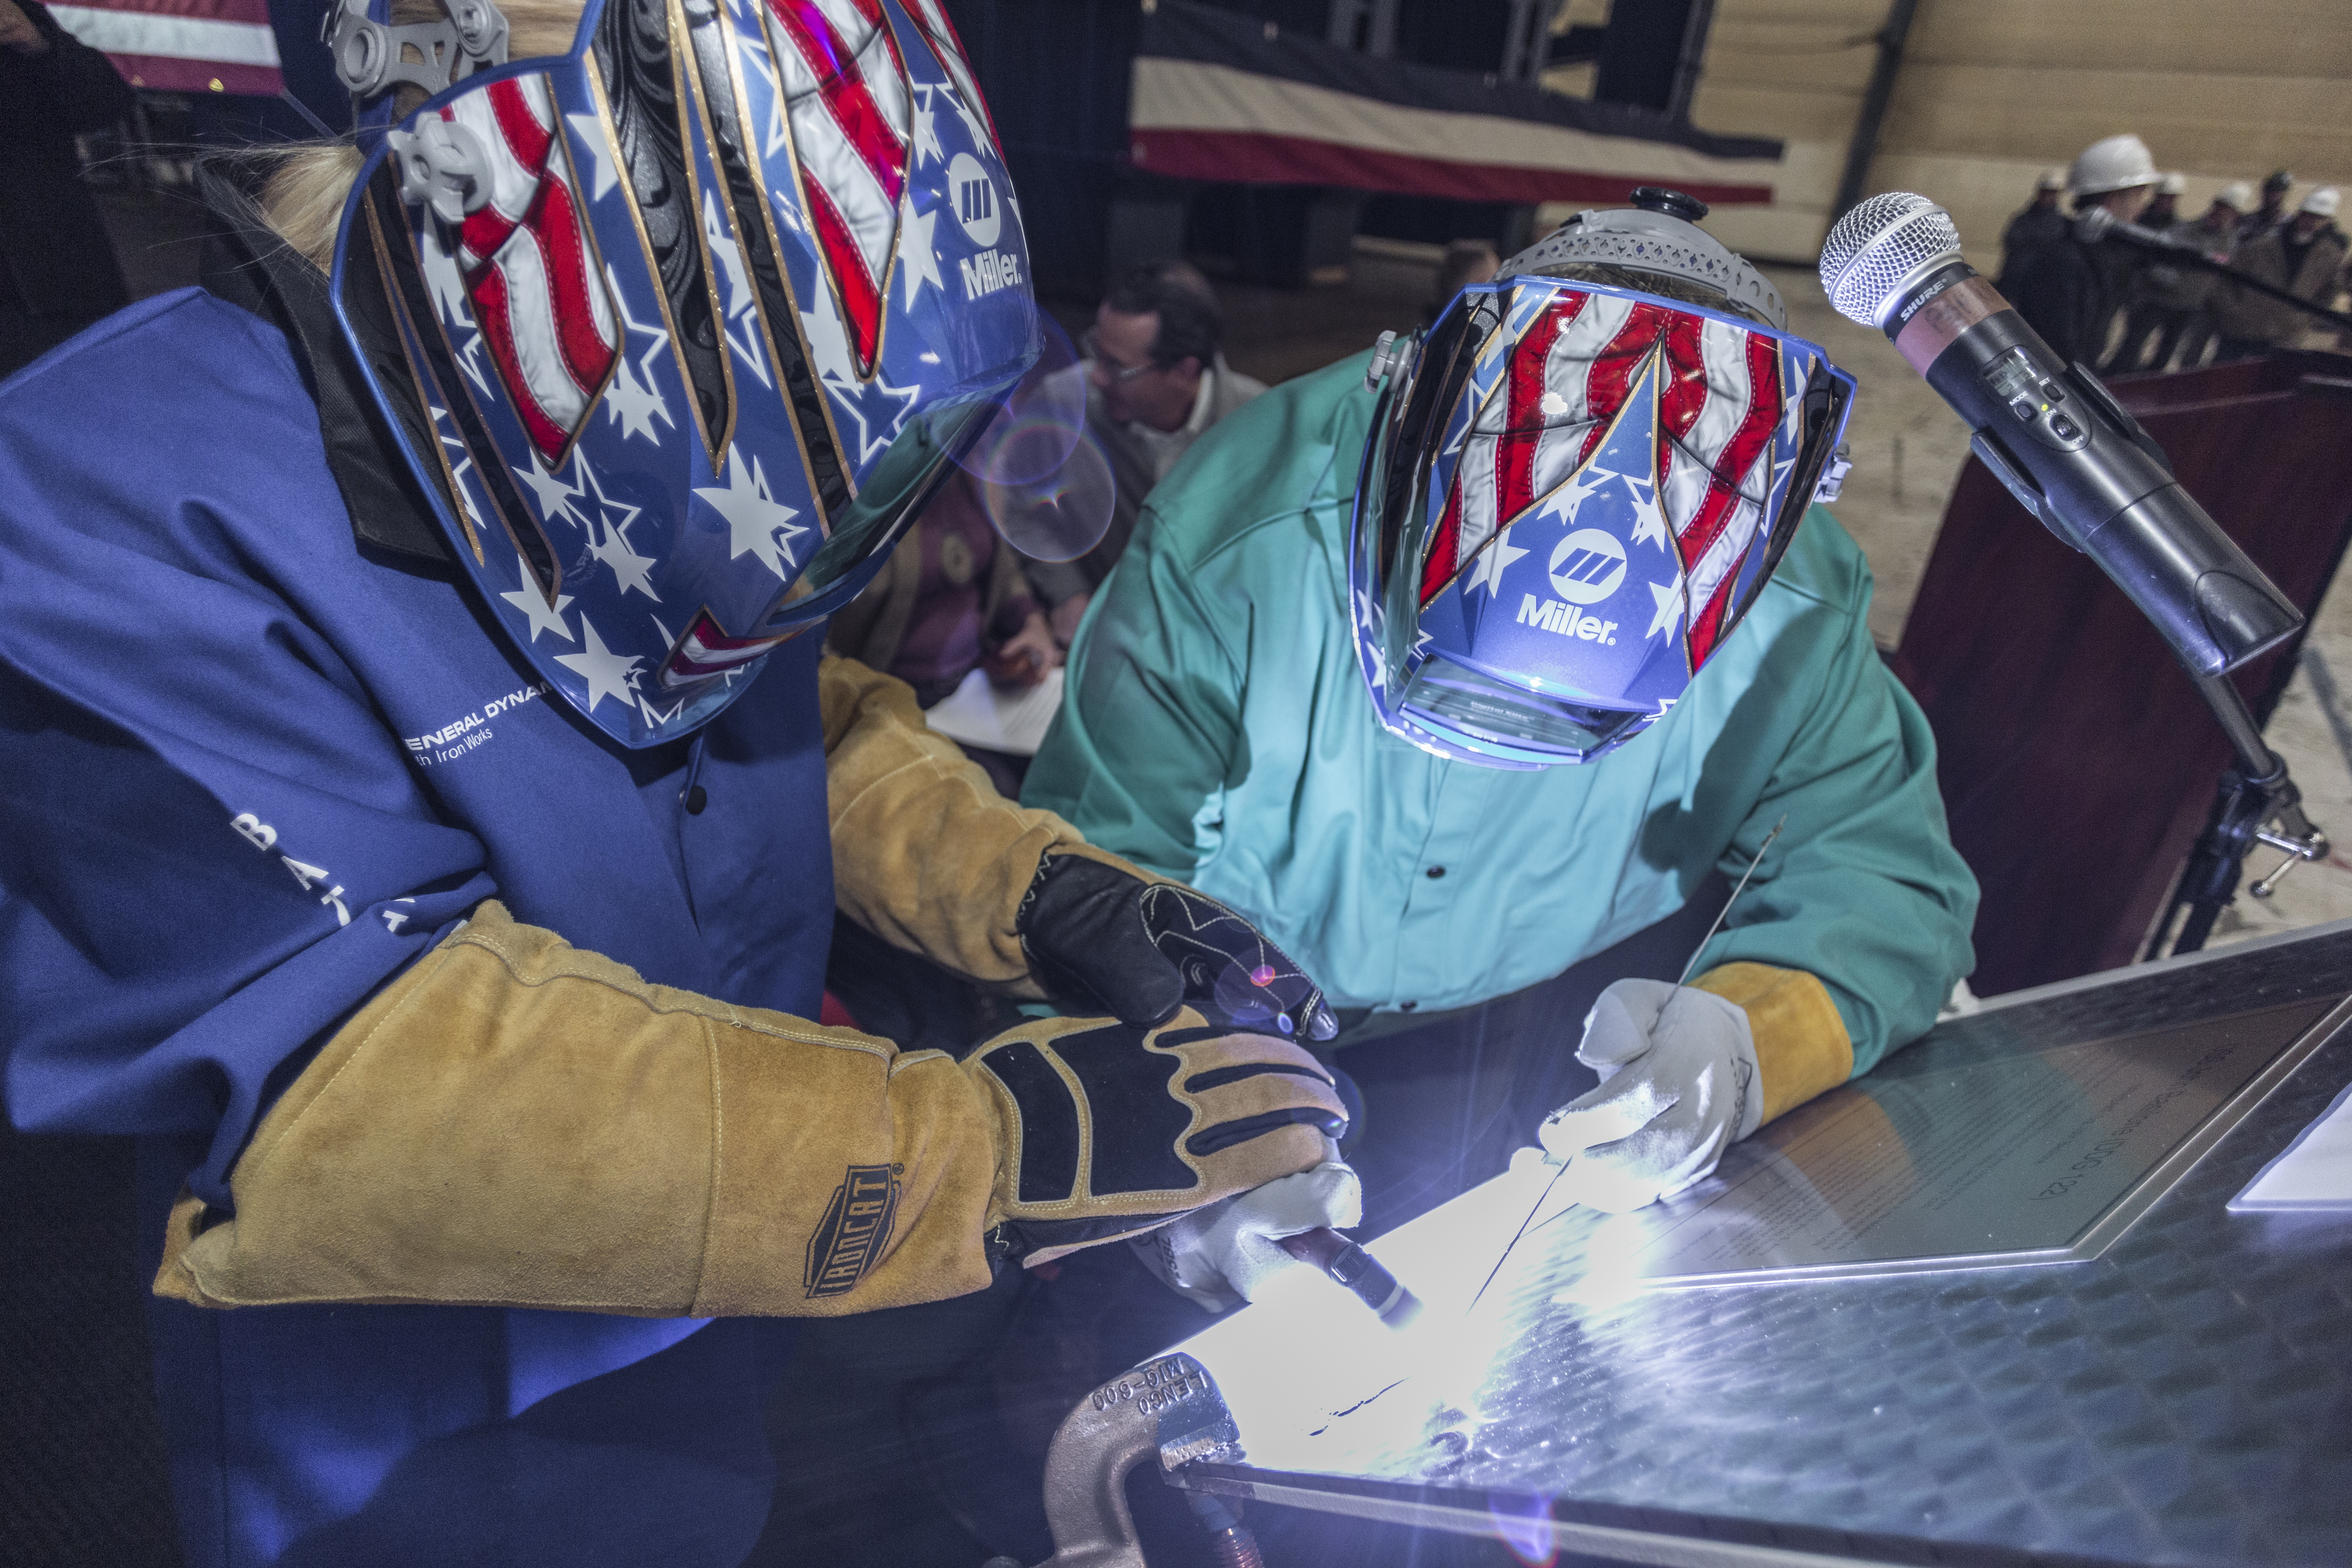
(1128, 1160, 1363, 1313)
(1535, 978, 1763, 1213)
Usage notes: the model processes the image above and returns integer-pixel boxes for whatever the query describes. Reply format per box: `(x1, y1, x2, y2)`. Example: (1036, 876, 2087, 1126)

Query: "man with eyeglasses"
(1028, 261, 1265, 644)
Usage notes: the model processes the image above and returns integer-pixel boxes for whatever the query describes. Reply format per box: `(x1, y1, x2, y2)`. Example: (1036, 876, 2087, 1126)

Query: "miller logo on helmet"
(1549, 530, 1627, 604)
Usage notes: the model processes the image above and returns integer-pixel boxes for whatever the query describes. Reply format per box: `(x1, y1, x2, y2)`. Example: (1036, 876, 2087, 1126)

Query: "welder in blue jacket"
(0, 1, 1348, 1563)
(1028, 196, 1979, 1263)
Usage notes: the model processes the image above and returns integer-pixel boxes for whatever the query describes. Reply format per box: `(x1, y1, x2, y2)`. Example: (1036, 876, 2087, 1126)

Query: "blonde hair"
(261, 0, 588, 270)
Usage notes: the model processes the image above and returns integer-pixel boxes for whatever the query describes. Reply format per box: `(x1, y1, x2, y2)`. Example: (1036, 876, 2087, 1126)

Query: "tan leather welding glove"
(820, 653, 1143, 994)
(1688, 962, 1853, 1123)
(155, 904, 1345, 1315)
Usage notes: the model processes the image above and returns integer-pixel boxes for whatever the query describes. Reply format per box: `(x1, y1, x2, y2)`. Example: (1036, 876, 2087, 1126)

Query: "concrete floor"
(90, 185, 2352, 973)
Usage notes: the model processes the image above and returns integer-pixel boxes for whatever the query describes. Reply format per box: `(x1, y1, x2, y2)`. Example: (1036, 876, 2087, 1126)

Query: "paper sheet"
(922, 666, 1064, 757)
(2230, 1076, 2352, 1212)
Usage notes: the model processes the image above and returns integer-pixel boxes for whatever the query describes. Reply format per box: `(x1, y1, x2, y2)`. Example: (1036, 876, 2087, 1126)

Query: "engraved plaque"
(1557, 993, 2346, 1287)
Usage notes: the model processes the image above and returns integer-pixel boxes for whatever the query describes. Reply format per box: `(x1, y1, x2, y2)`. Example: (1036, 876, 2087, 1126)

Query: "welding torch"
(1276, 1227, 1424, 1329)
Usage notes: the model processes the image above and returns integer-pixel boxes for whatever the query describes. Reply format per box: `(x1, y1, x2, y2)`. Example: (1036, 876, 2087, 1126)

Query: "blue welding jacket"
(0, 290, 831, 1566)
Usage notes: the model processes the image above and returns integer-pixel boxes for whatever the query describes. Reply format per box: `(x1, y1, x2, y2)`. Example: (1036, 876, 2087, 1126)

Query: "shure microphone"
(1819, 193, 2299, 676)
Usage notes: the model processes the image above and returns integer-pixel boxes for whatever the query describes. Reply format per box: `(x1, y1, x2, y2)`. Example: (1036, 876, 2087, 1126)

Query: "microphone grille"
(1819, 193, 1963, 326)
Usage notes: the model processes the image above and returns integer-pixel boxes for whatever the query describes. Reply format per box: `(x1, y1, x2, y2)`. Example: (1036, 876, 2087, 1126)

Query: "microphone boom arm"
(2078, 209, 2352, 336)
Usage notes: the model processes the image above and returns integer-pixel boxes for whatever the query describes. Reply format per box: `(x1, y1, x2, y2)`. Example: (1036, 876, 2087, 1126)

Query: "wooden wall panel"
(1902, 0, 2352, 78)
(1881, 65, 2352, 171)
(1605, 0, 2352, 264)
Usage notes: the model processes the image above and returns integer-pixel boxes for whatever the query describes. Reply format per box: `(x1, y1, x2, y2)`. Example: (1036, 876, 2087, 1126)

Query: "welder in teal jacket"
(1026, 205, 1978, 1223)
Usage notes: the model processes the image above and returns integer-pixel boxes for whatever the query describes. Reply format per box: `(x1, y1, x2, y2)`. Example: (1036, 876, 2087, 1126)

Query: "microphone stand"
(2145, 670, 2329, 958)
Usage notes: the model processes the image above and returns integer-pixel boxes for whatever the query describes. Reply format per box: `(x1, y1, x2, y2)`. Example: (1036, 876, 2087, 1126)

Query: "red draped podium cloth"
(47, 0, 283, 96)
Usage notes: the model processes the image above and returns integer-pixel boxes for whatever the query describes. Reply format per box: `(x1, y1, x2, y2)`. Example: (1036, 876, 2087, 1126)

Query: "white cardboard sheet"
(922, 666, 1064, 757)
(2230, 1075, 2352, 1212)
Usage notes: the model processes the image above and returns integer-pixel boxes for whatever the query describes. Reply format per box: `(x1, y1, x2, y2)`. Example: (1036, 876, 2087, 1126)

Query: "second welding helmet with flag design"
(325, 0, 1048, 747)
(1351, 190, 1857, 768)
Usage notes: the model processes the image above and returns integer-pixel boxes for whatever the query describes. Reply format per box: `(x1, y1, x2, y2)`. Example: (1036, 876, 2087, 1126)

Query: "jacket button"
(1426, 865, 1446, 878)
(684, 785, 708, 815)
(1399, 1000, 1418, 1012)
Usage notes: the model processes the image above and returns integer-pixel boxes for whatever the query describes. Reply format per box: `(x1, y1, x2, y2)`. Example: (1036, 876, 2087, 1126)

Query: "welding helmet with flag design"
(1350, 191, 1857, 768)
(324, 0, 1040, 746)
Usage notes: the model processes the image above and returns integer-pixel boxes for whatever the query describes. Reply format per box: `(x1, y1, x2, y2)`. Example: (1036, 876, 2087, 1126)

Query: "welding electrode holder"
(1276, 1226, 1425, 1329)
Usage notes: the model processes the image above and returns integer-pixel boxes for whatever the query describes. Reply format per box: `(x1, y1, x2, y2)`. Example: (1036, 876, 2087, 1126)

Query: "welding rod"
(1276, 1227, 1425, 1329)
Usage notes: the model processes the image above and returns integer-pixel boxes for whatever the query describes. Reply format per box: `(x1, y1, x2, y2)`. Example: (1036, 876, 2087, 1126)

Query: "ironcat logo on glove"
(805, 1165, 902, 1298)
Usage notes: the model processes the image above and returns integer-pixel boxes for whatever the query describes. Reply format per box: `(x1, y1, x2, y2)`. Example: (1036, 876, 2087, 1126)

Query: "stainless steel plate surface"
(1169, 924, 2352, 1567)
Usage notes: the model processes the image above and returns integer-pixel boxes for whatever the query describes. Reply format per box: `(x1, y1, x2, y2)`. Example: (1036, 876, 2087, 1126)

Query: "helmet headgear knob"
(1629, 187, 1709, 223)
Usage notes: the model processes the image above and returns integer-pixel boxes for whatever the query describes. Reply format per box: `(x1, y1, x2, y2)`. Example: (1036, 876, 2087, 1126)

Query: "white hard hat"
(2216, 180, 2257, 212)
(2037, 167, 2067, 192)
(2302, 187, 2341, 218)
(2158, 172, 2186, 196)
(2069, 134, 2158, 196)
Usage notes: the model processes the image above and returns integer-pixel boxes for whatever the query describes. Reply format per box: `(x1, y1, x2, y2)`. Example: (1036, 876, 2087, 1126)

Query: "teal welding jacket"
(1021, 353, 1979, 1078)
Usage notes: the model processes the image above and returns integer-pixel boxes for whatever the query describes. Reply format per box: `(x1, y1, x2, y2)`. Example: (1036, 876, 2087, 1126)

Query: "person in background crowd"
(2213, 186, 2349, 361)
(0, 0, 131, 377)
(2245, 169, 2296, 240)
(2116, 181, 2247, 372)
(2004, 134, 2158, 367)
(1995, 167, 2070, 292)
(1422, 236, 1498, 325)
(1025, 261, 1265, 645)
(826, 468, 1061, 797)
(2092, 171, 2186, 369)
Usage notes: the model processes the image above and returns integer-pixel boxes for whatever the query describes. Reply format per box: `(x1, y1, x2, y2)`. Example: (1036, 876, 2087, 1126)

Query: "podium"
(1890, 351, 2352, 995)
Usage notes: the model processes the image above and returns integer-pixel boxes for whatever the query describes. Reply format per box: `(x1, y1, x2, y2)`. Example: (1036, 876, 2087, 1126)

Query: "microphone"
(1819, 193, 2299, 676)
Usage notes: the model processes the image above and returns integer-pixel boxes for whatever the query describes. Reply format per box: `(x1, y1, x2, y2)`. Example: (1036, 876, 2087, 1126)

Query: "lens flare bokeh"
(1208, 954, 1292, 1033)
(956, 314, 1087, 488)
(957, 314, 1112, 561)
(1489, 1492, 1559, 1566)
(981, 432, 1115, 563)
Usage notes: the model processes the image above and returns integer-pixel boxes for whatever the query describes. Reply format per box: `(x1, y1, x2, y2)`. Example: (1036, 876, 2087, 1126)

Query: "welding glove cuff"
(1536, 979, 1762, 1213)
(964, 1009, 1349, 1268)
(1128, 1158, 1362, 1313)
(1018, 855, 1339, 1042)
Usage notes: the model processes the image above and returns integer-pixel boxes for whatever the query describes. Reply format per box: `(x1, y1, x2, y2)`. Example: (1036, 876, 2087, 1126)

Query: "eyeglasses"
(1079, 329, 1164, 384)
